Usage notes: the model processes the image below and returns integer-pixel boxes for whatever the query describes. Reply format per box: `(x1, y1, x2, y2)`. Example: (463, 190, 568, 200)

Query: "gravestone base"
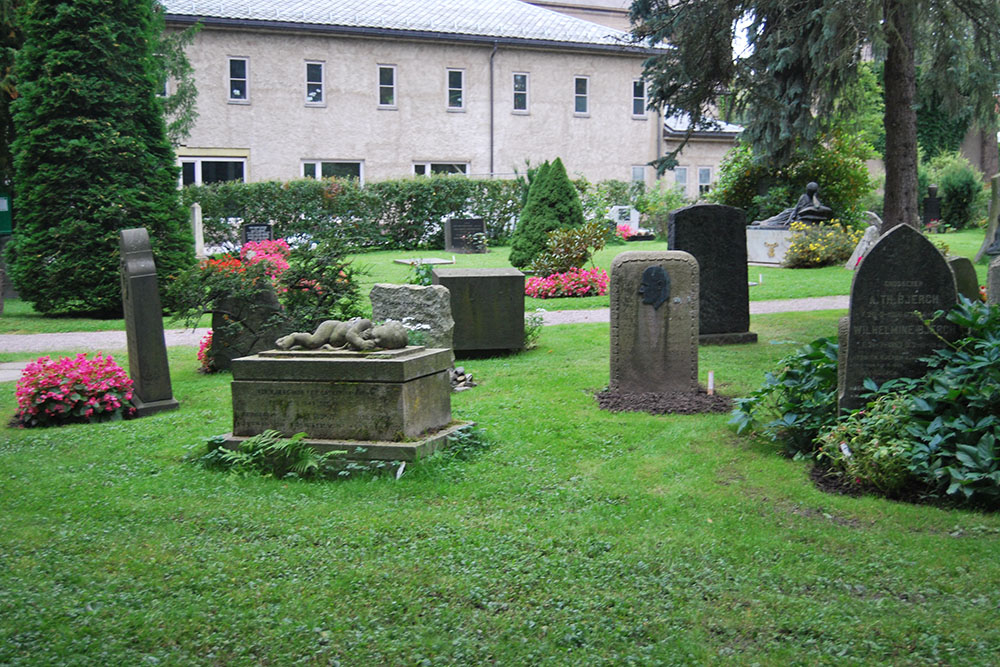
(746, 227, 793, 265)
(221, 420, 474, 462)
(699, 331, 758, 346)
(229, 347, 454, 457)
(432, 268, 525, 353)
(132, 396, 180, 418)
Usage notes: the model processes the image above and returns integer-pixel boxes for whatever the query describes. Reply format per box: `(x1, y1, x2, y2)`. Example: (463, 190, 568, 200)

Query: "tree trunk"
(981, 122, 1000, 179)
(881, 0, 919, 232)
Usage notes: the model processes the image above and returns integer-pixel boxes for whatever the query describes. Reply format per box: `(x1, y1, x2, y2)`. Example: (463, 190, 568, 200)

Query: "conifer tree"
(5, 0, 193, 315)
(509, 158, 585, 269)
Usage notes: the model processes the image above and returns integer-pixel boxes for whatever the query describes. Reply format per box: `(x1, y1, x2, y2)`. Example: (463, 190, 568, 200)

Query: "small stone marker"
(947, 256, 980, 302)
(609, 251, 699, 393)
(432, 268, 524, 353)
(988, 256, 1000, 306)
(846, 225, 879, 270)
(838, 225, 962, 412)
(242, 223, 273, 244)
(444, 218, 487, 253)
(369, 283, 455, 351)
(975, 174, 1000, 263)
(668, 204, 756, 344)
(923, 184, 941, 226)
(745, 227, 793, 265)
(119, 228, 179, 417)
(191, 202, 206, 260)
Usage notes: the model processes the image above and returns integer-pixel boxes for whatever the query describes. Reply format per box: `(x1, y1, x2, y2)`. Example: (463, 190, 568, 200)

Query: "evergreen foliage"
(5, 0, 193, 316)
(508, 158, 585, 269)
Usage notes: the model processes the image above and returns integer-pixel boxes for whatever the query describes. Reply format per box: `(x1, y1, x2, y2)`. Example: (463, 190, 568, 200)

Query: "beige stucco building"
(163, 0, 666, 188)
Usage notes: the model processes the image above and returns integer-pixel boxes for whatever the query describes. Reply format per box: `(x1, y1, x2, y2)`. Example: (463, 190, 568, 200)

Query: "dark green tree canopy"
(509, 158, 585, 269)
(5, 0, 192, 316)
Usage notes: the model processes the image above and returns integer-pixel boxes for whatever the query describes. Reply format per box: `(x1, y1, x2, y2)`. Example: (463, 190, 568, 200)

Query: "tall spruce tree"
(5, 0, 192, 316)
(630, 0, 1000, 231)
(509, 158, 585, 269)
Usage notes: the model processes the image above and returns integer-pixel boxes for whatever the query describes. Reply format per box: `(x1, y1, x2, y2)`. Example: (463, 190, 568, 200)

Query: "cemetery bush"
(784, 221, 865, 268)
(709, 133, 875, 228)
(925, 152, 987, 230)
(508, 158, 586, 268)
(14, 353, 135, 427)
(637, 185, 689, 238)
(5, 0, 194, 317)
(528, 220, 607, 276)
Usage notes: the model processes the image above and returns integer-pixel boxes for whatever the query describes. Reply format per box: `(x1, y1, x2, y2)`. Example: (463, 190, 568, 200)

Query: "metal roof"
(162, 0, 638, 50)
(664, 114, 744, 138)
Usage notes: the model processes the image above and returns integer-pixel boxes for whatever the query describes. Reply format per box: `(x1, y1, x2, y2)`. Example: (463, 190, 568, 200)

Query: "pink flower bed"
(15, 353, 135, 427)
(240, 239, 291, 279)
(525, 267, 609, 299)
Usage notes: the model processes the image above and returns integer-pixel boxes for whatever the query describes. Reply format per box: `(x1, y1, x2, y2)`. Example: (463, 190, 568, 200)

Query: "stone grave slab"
(444, 218, 487, 253)
(393, 257, 455, 266)
(746, 227, 793, 265)
(119, 228, 179, 417)
(432, 268, 524, 353)
(609, 251, 699, 394)
(668, 204, 756, 344)
(838, 225, 962, 412)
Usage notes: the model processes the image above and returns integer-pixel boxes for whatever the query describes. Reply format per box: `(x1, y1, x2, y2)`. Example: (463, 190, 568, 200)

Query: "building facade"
(164, 0, 663, 188)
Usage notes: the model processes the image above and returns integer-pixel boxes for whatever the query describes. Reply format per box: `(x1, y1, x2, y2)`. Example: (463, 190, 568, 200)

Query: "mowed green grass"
(2, 311, 999, 664)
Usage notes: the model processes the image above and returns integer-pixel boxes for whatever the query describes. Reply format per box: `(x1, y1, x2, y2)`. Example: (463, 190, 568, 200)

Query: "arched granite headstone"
(838, 225, 961, 412)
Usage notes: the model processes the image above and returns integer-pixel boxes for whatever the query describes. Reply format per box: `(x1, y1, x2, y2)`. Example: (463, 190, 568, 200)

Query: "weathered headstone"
(119, 228, 179, 417)
(242, 223, 273, 244)
(369, 283, 454, 351)
(746, 227, 793, 265)
(210, 287, 285, 371)
(444, 218, 487, 253)
(923, 184, 941, 227)
(846, 224, 880, 270)
(432, 268, 524, 353)
(191, 202, 206, 260)
(947, 256, 980, 302)
(668, 204, 756, 344)
(974, 174, 1000, 263)
(988, 256, 1000, 306)
(609, 251, 699, 393)
(838, 225, 962, 412)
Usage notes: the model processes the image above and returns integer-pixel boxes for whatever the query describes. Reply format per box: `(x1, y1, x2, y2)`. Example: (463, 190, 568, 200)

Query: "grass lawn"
(2, 310, 999, 664)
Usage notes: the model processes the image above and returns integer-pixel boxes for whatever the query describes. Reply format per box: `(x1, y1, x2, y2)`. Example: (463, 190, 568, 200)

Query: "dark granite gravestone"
(838, 225, 962, 412)
(923, 184, 941, 226)
(444, 218, 487, 253)
(668, 204, 756, 344)
(432, 268, 524, 353)
(609, 251, 699, 393)
(947, 256, 980, 302)
(119, 228, 179, 417)
(242, 223, 273, 244)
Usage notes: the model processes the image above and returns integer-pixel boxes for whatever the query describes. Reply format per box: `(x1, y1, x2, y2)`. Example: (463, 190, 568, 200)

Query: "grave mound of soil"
(596, 388, 732, 415)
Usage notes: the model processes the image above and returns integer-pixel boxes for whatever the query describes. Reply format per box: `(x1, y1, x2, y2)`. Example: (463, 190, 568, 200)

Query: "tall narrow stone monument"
(609, 251, 699, 393)
(974, 173, 1000, 263)
(120, 228, 179, 416)
(839, 225, 961, 412)
(988, 256, 1000, 306)
(668, 204, 756, 344)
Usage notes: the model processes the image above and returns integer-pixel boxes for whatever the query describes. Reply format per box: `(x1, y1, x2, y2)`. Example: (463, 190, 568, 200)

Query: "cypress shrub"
(509, 158, 585, 269)
(5, 0, 193, 316)
(928, 152, 986, 230)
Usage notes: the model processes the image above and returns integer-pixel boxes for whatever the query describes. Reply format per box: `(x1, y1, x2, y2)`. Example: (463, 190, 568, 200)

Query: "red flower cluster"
(525, 267, 609, 299)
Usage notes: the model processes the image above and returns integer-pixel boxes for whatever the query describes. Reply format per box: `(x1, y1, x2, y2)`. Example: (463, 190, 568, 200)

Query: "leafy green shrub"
(528, 220, 607, 276)
(730, 337, 840, 456)
(524, 308, 545, 350)
(637, 185, 688, 237)
(784, 221, 865, 268)
(6, 0, 193, 316)
(406, 261, 435, 286)
(195, 431, 336, 480)
(926, 152, 987, 230)
(509, 159, 585, 268)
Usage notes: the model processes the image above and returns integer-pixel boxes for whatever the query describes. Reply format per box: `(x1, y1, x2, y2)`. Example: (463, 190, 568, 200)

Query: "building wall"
(175, 26, 660, 186)
(663, 138, 738, 201)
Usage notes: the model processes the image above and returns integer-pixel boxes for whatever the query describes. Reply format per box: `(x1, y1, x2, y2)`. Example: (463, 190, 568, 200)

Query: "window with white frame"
(413, 162, 468, 176)
(698, 167, 712, 195)
(447, 69, 464, 110)
(181, 158, 246, 186)
(378, 65, 396, 108)
(574, 76, 589, 115)
(632, 79, 646, 117)
(228, 57, 248, 102)
(513, 72, 529, 112)
(631, 166, 646, 183)
(674, 167, 688, 194)
(305, 61, 324, 105)
(302, 160, 363, 181)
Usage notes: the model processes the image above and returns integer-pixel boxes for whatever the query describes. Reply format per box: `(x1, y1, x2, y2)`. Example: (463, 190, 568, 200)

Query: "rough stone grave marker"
(444, 218, 486, 253)
(989, 256, 1000, 306)
(846, 224, 879, 270)
(432, 268, 524, 353)
(947, 256, 980, 302)
(839, 225, 961, 412)
(609, 251, 699, 393)
(974, 174, 1000, 263)
(370, 283, 455, 352)
(119, 228, 179, 417)
(668, 204, 756, 344)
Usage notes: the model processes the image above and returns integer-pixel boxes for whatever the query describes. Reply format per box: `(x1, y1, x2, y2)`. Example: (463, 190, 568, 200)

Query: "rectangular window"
(447, 69, 464, 110)
(181, 158, 246, 186)
(632, 79, 646, 116)
(513, 72, 529, 112)
(302, 161, 363, 182)
(574, 76, 589, 115)
(305, 61, 324, 105)
(378, 65, 396, 108)
(698, 167, 712, 195)
(414, 162, 468, 176)
(674, 167, 688, 193)
(631, 166, 646, 183)
(228, 58, 248, 102)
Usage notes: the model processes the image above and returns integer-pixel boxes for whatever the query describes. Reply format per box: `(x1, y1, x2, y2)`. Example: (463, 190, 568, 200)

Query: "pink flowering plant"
(14, 353, 135, 427)
(240, 239, 291, 279)
(525, 267, 609, 299)
(197, 330, 216, 373)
